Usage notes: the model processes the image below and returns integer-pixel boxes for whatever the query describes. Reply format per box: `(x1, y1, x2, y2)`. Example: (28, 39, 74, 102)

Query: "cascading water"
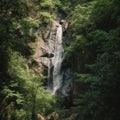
(47, 57, 52, 90)
(45, 20, 72, 98)
(40, 20, 73, 106)
(51, 24, 64, 95)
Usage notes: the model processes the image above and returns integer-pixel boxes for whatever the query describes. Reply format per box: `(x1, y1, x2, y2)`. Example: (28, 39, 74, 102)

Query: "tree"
(65, 0, 120, 120)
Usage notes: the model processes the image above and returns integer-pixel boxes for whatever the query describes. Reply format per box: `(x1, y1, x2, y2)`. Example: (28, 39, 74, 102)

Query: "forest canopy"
(0, 0, 120, 120)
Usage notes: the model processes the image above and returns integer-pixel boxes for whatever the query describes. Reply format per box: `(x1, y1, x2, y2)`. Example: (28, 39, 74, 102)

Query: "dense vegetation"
(0, 0, 60, 119)
(65, 0, 120, 120)
(0, 0, 120, 120)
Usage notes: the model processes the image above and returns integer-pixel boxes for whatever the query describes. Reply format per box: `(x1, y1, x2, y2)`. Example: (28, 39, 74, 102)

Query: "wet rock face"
(33, 21, 58, 71)
(33, 20, 68, 67)
(46, 112, 59, 120)
(60, 20, 68, 31)
(37, 112, 59, 120)
(33, 20, 73, 103)
(37, 114, 45, 120)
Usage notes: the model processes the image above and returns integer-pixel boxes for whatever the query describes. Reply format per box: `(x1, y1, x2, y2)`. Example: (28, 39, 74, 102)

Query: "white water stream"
(51, 24, 64, 95)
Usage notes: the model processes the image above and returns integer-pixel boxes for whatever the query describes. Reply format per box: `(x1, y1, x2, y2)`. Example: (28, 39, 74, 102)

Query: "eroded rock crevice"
(34, 20, 72, 97)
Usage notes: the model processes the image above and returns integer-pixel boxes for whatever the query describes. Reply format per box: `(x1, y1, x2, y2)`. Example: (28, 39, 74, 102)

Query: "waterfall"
(47, 57, 52, 90)
(51, 24, 64, 95)
(45, 21, 72, 97)
(39, 20, 73, 106)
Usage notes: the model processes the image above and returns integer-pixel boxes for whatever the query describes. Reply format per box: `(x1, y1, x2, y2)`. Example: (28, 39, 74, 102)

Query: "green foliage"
(91, 0, 120, 30)
(19, 17, 39, 33)
(65, 35, 87, 57)
(40, 0, 61, 9)
(1, 0, 120, 119)
(39, 0, 61, 25)
(0, 0, 62, 119)
(0, 49, 27, 120)
(68, 2, 95, 34)
(74, 73, 98, 84)
(66, 0, 120, 120)
(24, 74, 57, 116)
(0, 48, 57, 120)
(40, 12, 55, 24)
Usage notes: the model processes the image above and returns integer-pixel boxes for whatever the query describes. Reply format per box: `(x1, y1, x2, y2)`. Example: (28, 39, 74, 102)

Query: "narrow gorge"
(1, 0, 120, 120)
(34, 20, 73, 102)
